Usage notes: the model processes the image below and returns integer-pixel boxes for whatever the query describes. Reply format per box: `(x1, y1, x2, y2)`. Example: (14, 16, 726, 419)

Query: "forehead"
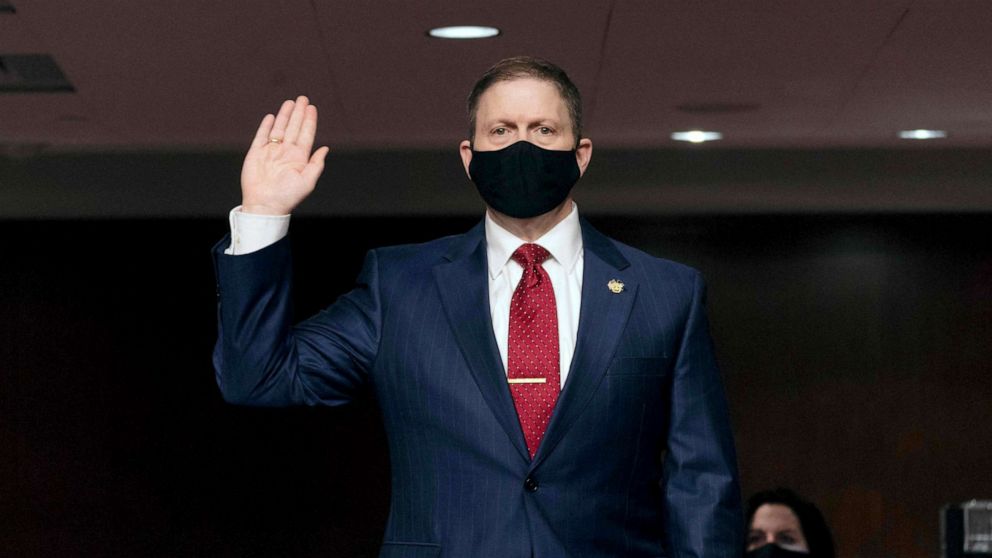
(751, 504, 803, 532)
(474, 77, 570, 126)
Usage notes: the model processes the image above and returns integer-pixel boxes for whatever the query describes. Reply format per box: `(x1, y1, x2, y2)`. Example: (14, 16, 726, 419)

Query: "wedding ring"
(268, 137, 283, 144)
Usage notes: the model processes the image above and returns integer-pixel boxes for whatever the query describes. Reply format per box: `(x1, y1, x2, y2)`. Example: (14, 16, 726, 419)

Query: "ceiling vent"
(0, 54, 74, 92)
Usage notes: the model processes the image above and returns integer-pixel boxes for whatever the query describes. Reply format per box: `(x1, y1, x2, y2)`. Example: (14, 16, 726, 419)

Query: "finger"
(300, 146, 329, 186)
(250, 113, 275, 149)
(284, 95, 309, 144)
(297, 105, 318, 153)
(269, 99, 295, 141)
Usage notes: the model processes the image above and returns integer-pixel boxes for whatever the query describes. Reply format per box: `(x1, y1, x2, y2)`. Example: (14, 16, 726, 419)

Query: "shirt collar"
(485, 201, 583, 280)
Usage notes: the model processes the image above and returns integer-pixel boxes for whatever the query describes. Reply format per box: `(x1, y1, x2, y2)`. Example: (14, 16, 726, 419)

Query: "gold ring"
(268, 137, 283, 144)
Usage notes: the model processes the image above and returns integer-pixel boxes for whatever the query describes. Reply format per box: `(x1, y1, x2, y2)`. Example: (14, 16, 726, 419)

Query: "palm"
(240, 96, 329, 215)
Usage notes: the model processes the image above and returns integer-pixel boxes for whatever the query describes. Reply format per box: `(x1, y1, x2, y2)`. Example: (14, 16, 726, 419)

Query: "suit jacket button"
(524, 476, 538, 493)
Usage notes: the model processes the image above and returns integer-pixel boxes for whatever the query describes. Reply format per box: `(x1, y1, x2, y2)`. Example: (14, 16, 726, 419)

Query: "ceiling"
(1, 0, 991, 152)
(2, 1, 992, 218)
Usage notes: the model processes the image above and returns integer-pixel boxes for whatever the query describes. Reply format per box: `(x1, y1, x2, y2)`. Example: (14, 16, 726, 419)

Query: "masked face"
(468, 140, 580, 218)
(747, 504, 810, 554)
(746, 543, 811, 558)
(460, 77, 592, 219)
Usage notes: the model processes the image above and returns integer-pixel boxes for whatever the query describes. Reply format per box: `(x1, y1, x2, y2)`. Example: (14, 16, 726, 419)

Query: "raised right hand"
(240, 95, 330, 215)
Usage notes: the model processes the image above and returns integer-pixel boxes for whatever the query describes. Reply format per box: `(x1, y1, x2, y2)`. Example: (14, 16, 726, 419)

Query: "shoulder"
(592, 232, 704, 303)
(371, 233, 465, 266)
(365, 223, 481, 277)
(612, 237, 699, 278)
(582, 218, 701, 284)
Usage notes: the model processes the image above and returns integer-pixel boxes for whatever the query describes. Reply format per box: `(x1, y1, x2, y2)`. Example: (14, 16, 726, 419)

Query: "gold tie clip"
(507, 378, 547, 384)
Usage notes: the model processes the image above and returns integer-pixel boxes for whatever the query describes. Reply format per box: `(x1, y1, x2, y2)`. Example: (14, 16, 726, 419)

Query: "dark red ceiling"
(1, 1, 990, 152)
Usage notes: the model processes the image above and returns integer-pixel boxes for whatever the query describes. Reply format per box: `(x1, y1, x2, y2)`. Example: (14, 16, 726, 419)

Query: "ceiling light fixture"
(428, 26, 500, 39)
(898, 129, 947, 140)
(671, 130, 723, 143)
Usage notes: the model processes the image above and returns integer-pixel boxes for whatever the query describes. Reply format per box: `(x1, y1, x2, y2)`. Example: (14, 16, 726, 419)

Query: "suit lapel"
(531, 218, 637, 469)
(433, 221, 531, 463)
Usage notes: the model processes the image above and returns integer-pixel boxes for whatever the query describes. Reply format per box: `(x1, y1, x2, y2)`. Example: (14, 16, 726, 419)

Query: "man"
(213, 57, 742, 557)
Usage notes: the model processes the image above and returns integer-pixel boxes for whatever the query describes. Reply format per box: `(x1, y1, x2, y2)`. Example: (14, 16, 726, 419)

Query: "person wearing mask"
(212, 56, 742, 557)
(746, 488, 836, 558)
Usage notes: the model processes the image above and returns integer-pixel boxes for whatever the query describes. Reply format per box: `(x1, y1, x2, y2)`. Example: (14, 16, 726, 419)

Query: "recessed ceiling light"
(671, 130, 723, 143)
(428, 26, 500, 39)
(898, 129, 947, 140)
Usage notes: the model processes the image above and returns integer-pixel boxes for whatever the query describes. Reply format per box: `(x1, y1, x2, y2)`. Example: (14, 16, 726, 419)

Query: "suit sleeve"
(662, 271, 744, 558)
(211, 233, 381, 407)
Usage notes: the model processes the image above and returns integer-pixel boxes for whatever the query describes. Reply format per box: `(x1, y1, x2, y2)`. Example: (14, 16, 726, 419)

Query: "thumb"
(301, 146, 329, 187)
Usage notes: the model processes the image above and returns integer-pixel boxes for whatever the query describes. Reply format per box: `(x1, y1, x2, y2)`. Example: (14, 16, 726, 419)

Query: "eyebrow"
(484, 118, 562, 127)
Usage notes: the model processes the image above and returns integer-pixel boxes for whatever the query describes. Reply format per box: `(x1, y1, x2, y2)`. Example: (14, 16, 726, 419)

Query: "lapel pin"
(607, 279, 625, 294)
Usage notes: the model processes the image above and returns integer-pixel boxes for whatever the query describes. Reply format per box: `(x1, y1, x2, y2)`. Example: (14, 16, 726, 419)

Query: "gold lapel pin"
(608, 279, 625, 294)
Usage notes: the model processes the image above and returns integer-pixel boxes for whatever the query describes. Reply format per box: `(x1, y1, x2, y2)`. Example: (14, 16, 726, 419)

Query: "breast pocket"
(606, 356, 670, 377)
(600, 357, 671, 440)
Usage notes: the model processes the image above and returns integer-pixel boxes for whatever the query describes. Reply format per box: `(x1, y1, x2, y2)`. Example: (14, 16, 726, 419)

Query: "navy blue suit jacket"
(212, 217, 743, 557)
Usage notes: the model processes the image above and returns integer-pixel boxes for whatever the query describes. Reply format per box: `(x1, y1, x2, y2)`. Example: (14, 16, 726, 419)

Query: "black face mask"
(468, 140, 581, 219)
(746, 544, 810, 558)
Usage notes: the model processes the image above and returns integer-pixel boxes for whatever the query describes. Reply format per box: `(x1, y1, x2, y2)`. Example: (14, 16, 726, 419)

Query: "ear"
(459, 140, 473, 179)
(575, 138, 593, 177)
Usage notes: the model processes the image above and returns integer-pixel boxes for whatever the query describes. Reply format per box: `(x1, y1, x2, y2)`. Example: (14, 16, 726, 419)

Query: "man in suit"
(213, 56, 742, 557)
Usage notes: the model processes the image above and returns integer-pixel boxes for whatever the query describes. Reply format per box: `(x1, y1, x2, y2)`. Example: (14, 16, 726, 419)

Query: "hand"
(240, 95, 330, 215)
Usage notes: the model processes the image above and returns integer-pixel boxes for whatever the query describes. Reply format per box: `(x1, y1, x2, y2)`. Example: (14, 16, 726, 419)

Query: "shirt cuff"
(224, 205, 291, 255)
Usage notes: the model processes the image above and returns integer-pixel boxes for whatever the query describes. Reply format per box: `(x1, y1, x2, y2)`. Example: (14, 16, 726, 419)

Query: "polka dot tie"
(508, 243, 560, 459)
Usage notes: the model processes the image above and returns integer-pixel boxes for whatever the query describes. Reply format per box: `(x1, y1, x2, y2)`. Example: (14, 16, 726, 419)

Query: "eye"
(538, 126, 554, 135)
(777, 534, 796, 545)
(491, 127, 507, 136)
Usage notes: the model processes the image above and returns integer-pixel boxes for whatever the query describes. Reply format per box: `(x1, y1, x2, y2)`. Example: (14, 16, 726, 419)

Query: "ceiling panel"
(1, 1, 991, 152)
(832, 2, 992, 146)
(310, 0, 612, 147)
(593, 1, 912, 147)
(0, 1, 348, 150)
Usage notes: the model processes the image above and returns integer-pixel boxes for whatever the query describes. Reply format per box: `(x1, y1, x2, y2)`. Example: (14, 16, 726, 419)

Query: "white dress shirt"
(223, 206, 291, 256)
(484, 204, 583, 387)
(225, 203, 585, 388)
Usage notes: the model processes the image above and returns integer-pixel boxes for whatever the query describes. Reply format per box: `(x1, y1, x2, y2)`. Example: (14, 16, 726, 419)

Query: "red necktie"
(508, 243, 560, 459)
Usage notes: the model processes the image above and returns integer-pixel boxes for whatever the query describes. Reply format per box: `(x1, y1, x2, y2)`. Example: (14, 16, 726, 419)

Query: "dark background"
(4, 2, 992, 556)
(2, 209, 990, 557)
